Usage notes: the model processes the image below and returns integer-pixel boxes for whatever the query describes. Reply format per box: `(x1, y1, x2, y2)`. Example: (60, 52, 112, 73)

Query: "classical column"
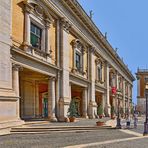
(115, 73, 119, 111)
(56, 20, 60, 67)
(102, 93, 105, 116)
(48, 77, 57, 121)
(55, 72, 60, 119)
(82, 88, 88, 118)
(127, 84, 131, 113)
(12, 64, 21, 119)
(69, 83, 72, 101)
(123, 79, 126, 113)
(89, 47, 97, 118)
(82, 49, 85, 73)
(59, 18, 71, 121)
(116, 73, 119, 89)
(45, 20, 51, 61)
(104, 62, 111, 116)
(23, 7, 31, 51)
(35, 82, 39, 117)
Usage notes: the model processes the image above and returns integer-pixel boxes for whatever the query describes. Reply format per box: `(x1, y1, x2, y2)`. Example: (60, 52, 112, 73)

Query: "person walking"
(126, 114, 131, 129)
(134, 112, 138, 128)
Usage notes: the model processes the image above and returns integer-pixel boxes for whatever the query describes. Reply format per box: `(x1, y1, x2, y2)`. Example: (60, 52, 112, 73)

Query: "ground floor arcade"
(0, 64, 132, 129)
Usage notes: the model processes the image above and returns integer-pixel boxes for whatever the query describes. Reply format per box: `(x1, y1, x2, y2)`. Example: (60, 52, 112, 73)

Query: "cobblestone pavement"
(121, 116, 145, 134)
(88, 137, 148, 148)
(0, 128, 135, 148)
(0, 117, 147, 148)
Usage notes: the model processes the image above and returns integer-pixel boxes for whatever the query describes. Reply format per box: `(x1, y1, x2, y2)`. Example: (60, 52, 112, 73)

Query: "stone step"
(11, 125, 111, 134)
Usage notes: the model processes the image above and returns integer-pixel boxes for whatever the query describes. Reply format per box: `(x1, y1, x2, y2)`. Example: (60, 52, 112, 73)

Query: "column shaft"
(123, 80, 126, 113)
(89, 48, 97, 118)
(48, 78, 57, 121)
(82, 88, 88, 118)
(35, 82, 39, 117)
(24, 11, 30, 46)
(104, 62, 111, 116)
(12, 65, 20, 119)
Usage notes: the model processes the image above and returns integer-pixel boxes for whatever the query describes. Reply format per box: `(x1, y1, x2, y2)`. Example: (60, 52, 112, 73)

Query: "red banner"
(112, 87, 117, 95)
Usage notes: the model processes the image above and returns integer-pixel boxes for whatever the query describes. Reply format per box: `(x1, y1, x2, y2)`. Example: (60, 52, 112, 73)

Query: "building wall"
(0, 0, 24, 127)
(140, 75, 145, 98)
(0, 0, 134, 126)
(69, 33, 76, 70)
(136, 71, 148, 113)
(12, 0, 24, 48)
(0, 0, 12, 89)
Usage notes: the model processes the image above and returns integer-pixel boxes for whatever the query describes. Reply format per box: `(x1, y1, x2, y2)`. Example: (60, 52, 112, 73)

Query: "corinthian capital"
(89, 46, 95, 54)
(61, 18, 71, 33)
(12, 63, 23, 71)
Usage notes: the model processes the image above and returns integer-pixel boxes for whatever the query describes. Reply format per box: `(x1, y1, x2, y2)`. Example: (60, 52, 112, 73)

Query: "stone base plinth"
(0, 118, 24, 129)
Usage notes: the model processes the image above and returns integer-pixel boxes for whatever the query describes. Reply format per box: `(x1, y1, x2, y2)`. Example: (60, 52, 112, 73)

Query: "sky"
(78, 0, 148, 104)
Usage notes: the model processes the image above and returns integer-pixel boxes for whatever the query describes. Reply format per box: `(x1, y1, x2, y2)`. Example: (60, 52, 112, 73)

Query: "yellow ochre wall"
(12, 0, 24, 48)
(69, 33, 76, 70)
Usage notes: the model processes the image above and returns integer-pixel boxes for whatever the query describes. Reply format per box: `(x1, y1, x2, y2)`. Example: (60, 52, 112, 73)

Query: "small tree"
(97, 104, 103, 116)
(68, 99, 77, 117)
(111, 106, 115, 115)
(111, 106, 115, 119)
(131, 107, 134, 115)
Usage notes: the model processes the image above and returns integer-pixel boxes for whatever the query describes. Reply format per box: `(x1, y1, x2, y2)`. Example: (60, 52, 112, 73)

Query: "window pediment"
(95, 58, 102, 65)
(71, 39, 84, 52)
(24, 0, 54, 23)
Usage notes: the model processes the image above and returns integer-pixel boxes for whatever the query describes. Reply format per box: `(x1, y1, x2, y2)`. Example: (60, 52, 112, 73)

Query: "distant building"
(136, 69, 148, 113)
(0, 0, 135, 128)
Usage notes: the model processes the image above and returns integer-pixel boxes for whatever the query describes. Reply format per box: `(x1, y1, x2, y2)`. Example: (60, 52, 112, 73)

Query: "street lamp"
(116, 90, 121, 129)
(143, 77, 148, 136)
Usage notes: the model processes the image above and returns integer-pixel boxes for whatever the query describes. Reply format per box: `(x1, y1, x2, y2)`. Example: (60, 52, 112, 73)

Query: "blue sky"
(79, 0, 148, 104)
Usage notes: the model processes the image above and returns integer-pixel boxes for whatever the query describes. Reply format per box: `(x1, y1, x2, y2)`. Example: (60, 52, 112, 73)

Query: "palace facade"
(0, 0, 135, 128)
(136, 69, 148, 113)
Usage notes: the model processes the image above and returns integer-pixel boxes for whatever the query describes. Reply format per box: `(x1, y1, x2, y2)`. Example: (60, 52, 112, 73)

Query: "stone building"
(0, 0, 135, 128)
(136, 69, 148, 113)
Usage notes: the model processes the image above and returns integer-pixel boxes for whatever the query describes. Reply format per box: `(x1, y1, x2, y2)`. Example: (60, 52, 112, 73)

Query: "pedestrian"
(126, 114, 131, 129)
(134, 112, 138, 128)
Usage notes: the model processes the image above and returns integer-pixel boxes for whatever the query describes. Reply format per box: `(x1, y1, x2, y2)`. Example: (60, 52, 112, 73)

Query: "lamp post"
(116, 90, 121, 129)
(143, 78, 148, 136)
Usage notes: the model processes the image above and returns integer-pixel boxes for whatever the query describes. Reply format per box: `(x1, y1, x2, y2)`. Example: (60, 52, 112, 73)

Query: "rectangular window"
(30, 23, 42, 49)
(97, 64, 102, 82)
(76, 52, 81, 71)
(98, 67, 102, 81)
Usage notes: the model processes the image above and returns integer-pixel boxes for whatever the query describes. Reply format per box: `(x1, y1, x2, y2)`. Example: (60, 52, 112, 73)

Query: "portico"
(71, 84, 88, 118)
(19, 68, 57, 121)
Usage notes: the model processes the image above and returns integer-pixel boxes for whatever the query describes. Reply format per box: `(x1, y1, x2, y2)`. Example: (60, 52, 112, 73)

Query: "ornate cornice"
(61, 0, 135, 82)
